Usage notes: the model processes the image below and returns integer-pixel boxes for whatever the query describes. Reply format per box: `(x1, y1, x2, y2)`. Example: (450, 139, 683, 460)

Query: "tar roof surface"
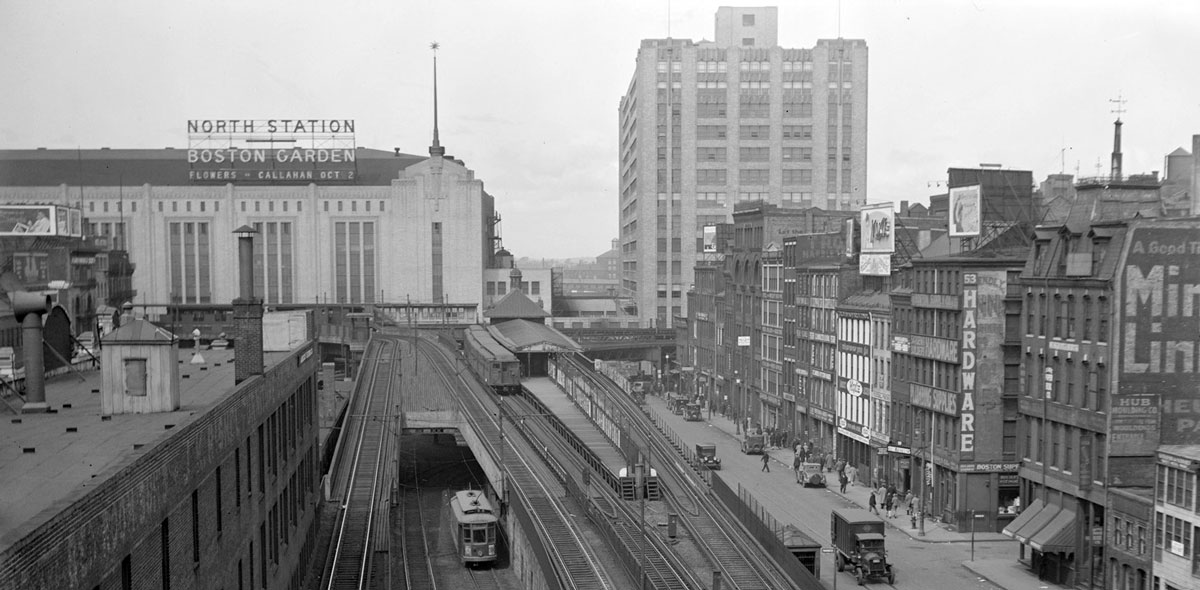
(0, 348, 291, 550)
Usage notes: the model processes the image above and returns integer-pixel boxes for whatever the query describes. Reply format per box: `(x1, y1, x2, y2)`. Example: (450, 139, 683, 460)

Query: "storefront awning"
(1029, 508, 1078, 554)
(1001, 498, 1042, 539)
(1012, 501, 1061, 545)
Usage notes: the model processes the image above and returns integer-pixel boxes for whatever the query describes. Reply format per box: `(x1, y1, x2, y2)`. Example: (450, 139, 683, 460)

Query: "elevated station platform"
(522, 376, 627, 475)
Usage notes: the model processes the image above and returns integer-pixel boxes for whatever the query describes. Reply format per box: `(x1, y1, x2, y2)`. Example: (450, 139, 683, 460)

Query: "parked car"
(740, 427, 765, 454)
(695, 443, 721, 470)
(800, 463, 826, 487)
(683, 402, 702, 421)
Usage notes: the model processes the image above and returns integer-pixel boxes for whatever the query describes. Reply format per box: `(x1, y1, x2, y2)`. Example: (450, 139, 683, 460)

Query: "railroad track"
(323, 338, 400, 590)
(561, 355, 790, 590)
(400, 485, 437, 590)
(467, 567, 503, 590)
(416, 335, 614, 590)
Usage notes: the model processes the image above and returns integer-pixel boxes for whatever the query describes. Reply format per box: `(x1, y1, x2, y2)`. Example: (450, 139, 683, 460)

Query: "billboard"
(859, 204, 895, 254)
(859, 253, 891, 276)
(702, 225, 717, 253)
(0, 205, 82, 237)
(1119, 223, 1200, 445)
(948, 185, 981, 237)
(186, 118, 358, 183)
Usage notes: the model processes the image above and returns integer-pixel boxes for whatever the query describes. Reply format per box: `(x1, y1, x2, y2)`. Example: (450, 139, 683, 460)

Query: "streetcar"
(462, 324, 521, 394)
(448, 490, 499, 566)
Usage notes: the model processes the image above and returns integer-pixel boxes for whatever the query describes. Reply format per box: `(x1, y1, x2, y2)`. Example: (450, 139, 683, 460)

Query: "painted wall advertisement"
(1119, 224, 1200, 446)
(959, 270, 1006, 463)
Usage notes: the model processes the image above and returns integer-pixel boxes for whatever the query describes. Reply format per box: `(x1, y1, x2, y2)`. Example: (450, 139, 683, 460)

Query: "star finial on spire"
(430, 41, 439, 52)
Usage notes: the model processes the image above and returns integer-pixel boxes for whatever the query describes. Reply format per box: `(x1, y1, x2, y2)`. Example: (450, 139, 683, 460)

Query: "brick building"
(890, 254, 1025, 532)
(0, 336, 320, 589)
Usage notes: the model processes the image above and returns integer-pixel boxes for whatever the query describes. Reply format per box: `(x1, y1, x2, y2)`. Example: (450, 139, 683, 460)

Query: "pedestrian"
(904, 490, 914, 515)
(761, 452, 771, 472)
(835, 458, 846, 474)
(793, 453, 802, 483)
(884, 491, 895, 518)
(824, 453, 835, 473)
(867, 490, 878, 514)
(846, 465, 858, 487)
(839, 471, 848, 494)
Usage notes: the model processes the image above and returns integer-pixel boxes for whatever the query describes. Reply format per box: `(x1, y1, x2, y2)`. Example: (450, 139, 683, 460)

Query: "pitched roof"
(484, 289, 549, 319)
(489, 319, 581, 353)
(105, 318, 176, 343)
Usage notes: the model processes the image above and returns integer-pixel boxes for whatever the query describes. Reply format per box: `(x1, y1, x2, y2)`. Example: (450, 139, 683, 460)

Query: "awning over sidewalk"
(1001, 498, 1042, 539)
(1013, 500, 1062, 545)
(1029, 508, 1078, 554)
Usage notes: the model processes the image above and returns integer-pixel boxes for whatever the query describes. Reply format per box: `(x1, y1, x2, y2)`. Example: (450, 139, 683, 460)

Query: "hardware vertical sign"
(960, 273, 978, 461)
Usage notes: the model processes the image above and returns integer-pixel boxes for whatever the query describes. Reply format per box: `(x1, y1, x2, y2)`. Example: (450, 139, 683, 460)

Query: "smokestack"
(1111, 119, 1123, 180)
(232, 226, 263, 384)
(12, 292, 51, 413)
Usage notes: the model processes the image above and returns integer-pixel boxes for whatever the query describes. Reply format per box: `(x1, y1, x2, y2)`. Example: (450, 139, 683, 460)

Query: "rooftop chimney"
(233, 226, 263, 384)
(12, 292, 51, 413)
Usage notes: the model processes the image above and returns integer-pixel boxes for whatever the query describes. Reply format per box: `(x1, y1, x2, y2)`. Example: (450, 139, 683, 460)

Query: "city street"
(647, 394, 1020, 590)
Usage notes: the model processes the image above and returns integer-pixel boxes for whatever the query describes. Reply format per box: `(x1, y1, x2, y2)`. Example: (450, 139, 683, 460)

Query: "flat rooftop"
(0, 347, 291, 551)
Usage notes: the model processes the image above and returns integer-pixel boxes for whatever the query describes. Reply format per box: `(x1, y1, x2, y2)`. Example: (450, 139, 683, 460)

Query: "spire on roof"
(429, 41, 445, 158)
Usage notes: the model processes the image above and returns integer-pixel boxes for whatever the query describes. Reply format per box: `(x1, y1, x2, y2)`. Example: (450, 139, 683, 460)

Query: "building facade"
(1152, 447, 1200, 590)
(891, 255, 1025, 533)
(0, 145, 500, 315)
(619, 6, 868, 326)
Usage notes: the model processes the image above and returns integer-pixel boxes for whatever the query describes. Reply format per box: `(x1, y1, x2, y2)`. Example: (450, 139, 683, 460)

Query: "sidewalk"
(694, 407, 1046, 590)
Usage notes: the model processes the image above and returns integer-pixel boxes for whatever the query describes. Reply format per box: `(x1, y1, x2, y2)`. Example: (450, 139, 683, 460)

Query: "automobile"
(831, 508, 895, 585)
(695, 443, 721, 470)
(683, 402, 702, 421)
(800, 463, 826, 487)
(740, 427, 765, 454)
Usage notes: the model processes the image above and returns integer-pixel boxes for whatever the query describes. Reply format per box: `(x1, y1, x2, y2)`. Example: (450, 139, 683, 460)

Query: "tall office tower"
(618, 6, 868, 327)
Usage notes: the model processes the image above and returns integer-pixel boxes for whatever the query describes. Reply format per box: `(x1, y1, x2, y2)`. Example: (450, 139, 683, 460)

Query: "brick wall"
(0, 343, 320, 590)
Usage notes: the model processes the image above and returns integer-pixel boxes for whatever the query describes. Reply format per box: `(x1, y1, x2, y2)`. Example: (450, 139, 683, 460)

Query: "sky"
(2, 0, 1198, 260)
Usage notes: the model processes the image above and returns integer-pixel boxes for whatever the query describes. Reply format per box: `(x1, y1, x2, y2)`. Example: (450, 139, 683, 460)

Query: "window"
(740, 147, 769, 161)
(696, 169, 727, 185)
(742, 14, 754, 25)
(739, 125, 769, 140)
(739, 169, 769, 185)
(742, 38, 755, 46)
(697, 125, 727, 140)
(124, 359, 147, 396)
(782, 169, 812, 185)
(191, 490, 201, 562)
(698, 147, 726, 162)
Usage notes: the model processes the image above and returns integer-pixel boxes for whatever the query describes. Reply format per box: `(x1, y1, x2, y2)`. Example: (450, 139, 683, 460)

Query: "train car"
(448, 490, 499, 566)
(462, 324, 521, 394)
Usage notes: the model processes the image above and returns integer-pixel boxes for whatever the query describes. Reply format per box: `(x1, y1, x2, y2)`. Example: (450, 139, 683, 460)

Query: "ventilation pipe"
(12, 292, 51, 413)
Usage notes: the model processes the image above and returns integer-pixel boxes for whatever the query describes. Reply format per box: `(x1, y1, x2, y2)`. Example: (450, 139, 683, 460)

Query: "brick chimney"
(233, 226, 263, 384)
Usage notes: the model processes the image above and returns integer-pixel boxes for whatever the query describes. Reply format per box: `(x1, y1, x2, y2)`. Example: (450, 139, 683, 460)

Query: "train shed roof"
(489, 319, 581, 353)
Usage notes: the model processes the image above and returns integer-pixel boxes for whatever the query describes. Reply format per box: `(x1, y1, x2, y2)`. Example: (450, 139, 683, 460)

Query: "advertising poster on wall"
(702, 225, 717, 253)
(1119, 223, 1200, 445)
(0, 205, 58, 236)
(859, 204, 895, 254)
(948, 185, 981, 237)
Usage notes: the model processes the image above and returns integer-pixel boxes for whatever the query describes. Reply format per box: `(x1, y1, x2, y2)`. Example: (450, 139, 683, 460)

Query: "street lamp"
(734, 370, 742, 435)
